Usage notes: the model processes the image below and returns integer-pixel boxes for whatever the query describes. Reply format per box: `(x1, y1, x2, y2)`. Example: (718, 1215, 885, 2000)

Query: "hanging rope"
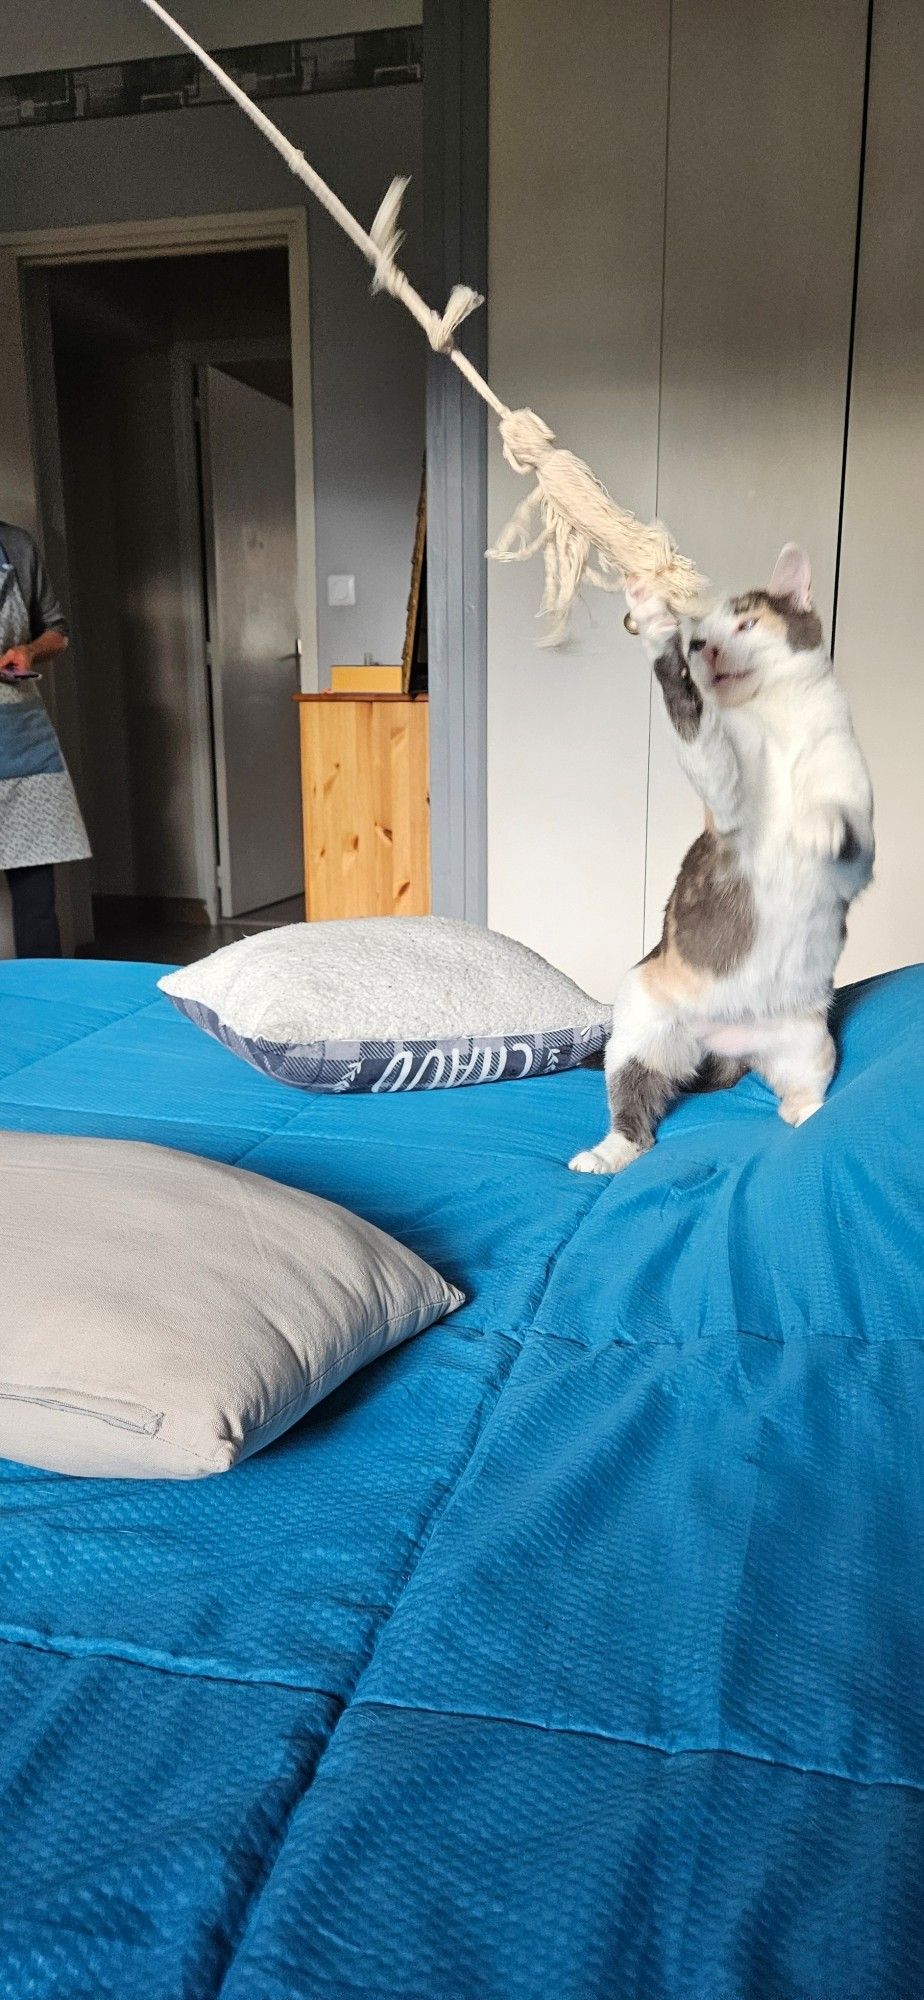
(139, 0, 707, 638)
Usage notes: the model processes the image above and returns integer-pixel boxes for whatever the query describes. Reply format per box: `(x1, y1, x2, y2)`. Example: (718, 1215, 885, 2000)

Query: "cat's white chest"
(720, 704, 851, 1010)
(724, 710, 796, 843)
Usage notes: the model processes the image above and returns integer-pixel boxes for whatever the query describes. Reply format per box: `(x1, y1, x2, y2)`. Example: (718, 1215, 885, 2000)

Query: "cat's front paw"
(794, 805, 848, 860)
(624, 576, 678, 649)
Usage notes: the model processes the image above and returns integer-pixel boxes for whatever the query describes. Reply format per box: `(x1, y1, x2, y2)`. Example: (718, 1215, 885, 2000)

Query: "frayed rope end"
(488, 408, 708, 643)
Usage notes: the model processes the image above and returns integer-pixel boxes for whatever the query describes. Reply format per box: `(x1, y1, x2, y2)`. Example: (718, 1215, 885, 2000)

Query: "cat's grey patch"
(776, 601, 824, 653)
(609, 1057, 673, 1150)
(696, 1051, 749, 1093)
(730, 589, 823, 653)
(653, 633, 703, 742)
(730, 591, 775, 616)
(837, 819, 863, 864)
(669, 830, 756, 974)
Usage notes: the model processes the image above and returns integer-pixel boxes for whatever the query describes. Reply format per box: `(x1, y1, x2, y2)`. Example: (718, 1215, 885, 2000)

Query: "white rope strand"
(138, 0, 506, 415)
(137, 0, 707, 630)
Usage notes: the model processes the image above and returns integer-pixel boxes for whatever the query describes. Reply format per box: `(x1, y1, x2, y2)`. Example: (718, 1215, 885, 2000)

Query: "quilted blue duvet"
(0, 955, 922, 2000)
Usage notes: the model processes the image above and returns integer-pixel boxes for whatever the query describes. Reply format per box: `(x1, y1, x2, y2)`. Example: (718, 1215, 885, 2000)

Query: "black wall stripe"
(0, 25, 421, 131)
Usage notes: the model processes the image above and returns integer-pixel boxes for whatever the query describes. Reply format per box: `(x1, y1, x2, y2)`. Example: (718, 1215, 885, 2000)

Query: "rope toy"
(139, 0, 708, 640)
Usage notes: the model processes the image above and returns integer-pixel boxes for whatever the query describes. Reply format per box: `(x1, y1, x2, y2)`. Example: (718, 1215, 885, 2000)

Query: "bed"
(0, 954, 921, 2000)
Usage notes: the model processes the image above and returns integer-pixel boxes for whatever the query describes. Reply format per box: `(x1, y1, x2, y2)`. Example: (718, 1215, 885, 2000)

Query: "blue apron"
(0, 540, 90, 870)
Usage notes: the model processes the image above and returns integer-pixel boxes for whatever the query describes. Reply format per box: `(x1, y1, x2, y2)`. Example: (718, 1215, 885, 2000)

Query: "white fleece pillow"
(158, 916, 608, 1093)
(0, 1130, 462, 1480)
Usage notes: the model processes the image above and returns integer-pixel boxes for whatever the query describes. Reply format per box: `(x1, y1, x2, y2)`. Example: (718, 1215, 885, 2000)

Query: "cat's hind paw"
(779, 1093, 825, 1128)
(568, 1133, 641, 1174)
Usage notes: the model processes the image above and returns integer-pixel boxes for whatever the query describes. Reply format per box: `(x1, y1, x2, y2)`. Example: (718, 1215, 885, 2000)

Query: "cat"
(569, 543, 874, 1175)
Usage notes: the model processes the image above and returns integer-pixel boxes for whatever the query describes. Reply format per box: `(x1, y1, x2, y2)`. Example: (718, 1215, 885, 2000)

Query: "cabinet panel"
(299, 697, 430, 920)
(831, 0, 924, 981)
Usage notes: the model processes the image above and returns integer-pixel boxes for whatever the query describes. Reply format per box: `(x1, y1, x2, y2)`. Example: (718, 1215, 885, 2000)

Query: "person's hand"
(0, 646, 32, 678)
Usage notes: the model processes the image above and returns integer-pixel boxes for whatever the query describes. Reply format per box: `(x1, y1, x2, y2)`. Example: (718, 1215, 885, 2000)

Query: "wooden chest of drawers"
(295, 693, 430, 920)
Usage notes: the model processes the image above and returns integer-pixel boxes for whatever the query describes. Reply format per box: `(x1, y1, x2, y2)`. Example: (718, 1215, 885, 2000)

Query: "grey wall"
(102, 352, 193, 900)
(305, 102, 423, 679)
(55, 352, 136, 895)
(1, 1, 422, 76)
(55, 344, 200, 901)
(50, 247, 292, 349)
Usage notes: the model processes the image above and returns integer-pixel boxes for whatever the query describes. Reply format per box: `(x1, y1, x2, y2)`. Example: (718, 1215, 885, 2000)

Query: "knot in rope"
(498, 408, 557, 474)
(370, 178, 483, 354)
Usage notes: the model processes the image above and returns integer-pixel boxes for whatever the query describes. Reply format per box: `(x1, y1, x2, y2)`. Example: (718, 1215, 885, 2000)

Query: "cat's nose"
(704, 644, 719, 669)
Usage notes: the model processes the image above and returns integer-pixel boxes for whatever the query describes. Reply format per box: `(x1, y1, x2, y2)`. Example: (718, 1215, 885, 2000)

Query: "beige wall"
(488, 0, 918, 998)
(2, 3, 421, 76)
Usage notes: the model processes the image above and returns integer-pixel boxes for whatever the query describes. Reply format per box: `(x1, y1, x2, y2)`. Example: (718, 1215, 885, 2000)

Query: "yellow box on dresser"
(329, 665, 405, 693)
(296, 694, 430, 920)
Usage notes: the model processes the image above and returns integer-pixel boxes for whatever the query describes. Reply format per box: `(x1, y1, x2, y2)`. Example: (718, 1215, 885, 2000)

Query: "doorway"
(41, 242, 305, 962)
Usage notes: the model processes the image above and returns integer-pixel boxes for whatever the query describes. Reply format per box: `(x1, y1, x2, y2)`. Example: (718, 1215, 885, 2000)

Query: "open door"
(198, 364, 302, 919)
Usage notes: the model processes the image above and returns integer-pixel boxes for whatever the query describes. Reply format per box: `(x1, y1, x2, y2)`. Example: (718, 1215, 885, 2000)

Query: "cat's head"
(686, 545, 826, 707)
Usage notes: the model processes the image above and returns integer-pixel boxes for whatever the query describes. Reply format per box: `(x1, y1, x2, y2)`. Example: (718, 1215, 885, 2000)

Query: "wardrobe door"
(487, 0, 671, 998)
(644, 0, 869, 949)
(832, 0, 924, 982)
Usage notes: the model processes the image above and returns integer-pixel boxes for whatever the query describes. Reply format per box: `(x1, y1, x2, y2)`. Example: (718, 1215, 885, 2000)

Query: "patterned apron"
(0, 541, 90, 870)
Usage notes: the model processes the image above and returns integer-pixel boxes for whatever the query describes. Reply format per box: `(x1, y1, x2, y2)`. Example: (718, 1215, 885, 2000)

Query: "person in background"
(0, 521, 90, 956)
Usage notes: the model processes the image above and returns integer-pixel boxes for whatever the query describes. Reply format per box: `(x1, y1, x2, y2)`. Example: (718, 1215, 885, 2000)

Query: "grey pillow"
(158, 916, 608, 1093)
(0, 1130, 462, 1480)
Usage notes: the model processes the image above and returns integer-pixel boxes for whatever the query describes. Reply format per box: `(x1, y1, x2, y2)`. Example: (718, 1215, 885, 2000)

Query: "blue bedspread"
(0, 956, 922, 2000)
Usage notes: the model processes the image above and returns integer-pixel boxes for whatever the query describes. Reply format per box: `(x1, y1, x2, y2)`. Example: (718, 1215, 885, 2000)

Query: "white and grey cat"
(570, 544, 874, 1175)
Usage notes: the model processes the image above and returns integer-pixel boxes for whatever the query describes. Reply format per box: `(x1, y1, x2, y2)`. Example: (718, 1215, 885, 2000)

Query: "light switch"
(327, 573, 356, 607)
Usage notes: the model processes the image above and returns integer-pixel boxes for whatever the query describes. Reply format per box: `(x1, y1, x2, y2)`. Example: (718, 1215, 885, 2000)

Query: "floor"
(76, 895, 304, 967)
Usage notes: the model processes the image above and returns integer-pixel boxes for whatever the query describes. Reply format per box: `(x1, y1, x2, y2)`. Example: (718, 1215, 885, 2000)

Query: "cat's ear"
(769, 543, 813, 610)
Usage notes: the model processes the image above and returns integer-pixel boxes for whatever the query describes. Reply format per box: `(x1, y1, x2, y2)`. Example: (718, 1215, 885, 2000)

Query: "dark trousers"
(7, 863, 61, 957)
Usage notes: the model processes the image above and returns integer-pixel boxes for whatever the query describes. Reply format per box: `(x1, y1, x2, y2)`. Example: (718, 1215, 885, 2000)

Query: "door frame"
(424, 0, 489, 923)
(1, 206, 316, 942)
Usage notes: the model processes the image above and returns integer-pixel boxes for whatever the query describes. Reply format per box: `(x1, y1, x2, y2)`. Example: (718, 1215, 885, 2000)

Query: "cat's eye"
(737, 618, 757, 633)
(688, 637, 706, 653)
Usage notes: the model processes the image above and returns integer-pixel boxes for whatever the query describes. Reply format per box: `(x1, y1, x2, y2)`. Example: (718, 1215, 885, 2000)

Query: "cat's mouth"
(712, 666, 754, 688)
